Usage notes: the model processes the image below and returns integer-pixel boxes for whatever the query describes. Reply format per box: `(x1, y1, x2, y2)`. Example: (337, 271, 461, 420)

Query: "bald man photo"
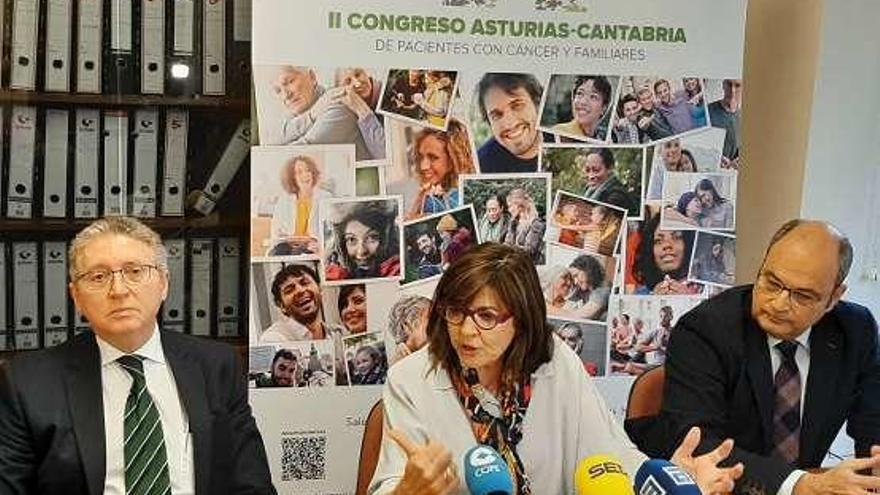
(628, 220, 880, 495)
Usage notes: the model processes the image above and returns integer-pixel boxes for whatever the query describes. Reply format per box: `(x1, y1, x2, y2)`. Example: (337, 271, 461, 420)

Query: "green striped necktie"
(117, 354, 172, 495)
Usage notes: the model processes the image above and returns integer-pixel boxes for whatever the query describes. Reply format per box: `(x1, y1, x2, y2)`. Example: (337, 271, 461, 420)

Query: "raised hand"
(339, 86, 372, 119)
(671, 427, 744, 495)
(388, 429, 459, 495)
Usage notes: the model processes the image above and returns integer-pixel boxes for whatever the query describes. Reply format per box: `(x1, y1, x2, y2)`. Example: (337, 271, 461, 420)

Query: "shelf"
(0, 213, 248, 235)
(0, 90, 249, 112)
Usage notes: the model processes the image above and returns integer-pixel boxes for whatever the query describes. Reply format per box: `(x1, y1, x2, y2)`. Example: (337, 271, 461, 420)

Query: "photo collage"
(250, 65, 742, 385)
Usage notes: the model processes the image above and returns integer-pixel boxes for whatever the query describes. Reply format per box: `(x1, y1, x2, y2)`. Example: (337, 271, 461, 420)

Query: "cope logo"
(588, 461, 625, 478)
(468, 447, 502, 477)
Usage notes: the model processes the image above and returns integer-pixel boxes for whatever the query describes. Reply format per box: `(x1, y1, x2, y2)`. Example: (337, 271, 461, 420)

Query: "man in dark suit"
(0, 217, 275, 495)
(628, 219, 880, 494)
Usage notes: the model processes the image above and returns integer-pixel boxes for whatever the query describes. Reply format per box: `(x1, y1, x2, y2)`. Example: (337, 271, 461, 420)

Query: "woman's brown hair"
(427, 242, 554, 380)
(411, 119, 476, 191)
(280, 155, 321, 196)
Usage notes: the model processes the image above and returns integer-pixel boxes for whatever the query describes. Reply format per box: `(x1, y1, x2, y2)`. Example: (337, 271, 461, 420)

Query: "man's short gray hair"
(68, 216, 168, 279)
(766, 219, 853, 286)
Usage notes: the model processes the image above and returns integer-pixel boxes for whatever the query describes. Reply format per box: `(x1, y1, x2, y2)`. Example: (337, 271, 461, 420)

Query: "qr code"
(280, 435, 327, 481)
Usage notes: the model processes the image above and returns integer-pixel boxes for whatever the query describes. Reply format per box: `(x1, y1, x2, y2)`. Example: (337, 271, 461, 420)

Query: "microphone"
(634, 459, 701, 494)
(462, 444, 514, 495)
(574, 454, 635, 495)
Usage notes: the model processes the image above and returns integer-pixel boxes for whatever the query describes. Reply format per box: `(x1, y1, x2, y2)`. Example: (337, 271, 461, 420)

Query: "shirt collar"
(767, 327, 812, 353)
(96, 324, 167, 367)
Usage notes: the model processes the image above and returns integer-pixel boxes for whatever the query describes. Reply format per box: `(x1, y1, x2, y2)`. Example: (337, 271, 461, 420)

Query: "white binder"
(76, 0, 102, 93)
(132, 109, 160, 217)
(42, 241, 69, 347)
(43, 109, 70, 218)
(44, 0, 73, 92)
(162, 239, 186, 332)
(202, 0, 225, 95)
(12, 242, 39, 350)
(216, 237, 240, 337)
(9, 0, 39, 90)
(74, 108, 100, 218)
(102, 111, 129, 215)
(140, 0, 165, 94)
(6, 106, 37, 219)
(161, 109, 188, 216)
(188, 238, 214, 336)
(193, 119, 250, 215)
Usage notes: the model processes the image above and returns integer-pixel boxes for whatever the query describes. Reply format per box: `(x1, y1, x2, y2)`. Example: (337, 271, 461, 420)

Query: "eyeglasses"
(756, 272, 824, 309)
(75, 264, 159, 292)
(443, 306, 513, 331)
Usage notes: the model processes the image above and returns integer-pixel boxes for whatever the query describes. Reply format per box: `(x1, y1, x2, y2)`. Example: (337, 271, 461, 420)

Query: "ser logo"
(588, 461, 625, 478)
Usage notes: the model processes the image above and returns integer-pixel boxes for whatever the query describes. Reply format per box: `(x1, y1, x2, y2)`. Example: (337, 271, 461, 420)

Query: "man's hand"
(671, 427, 744, 495)
(388, 429, 459, 495)
(793, 450, 880, 495)
(637, 114, 654, 129)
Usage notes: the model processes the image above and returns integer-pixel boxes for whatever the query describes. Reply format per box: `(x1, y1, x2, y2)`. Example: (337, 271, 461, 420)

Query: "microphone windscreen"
(574, 454, 635, 495)
(634, 459, 701, 495)
(462, 444, 514, 495)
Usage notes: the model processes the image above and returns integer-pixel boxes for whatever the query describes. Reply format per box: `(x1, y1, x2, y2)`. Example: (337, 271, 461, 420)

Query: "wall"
(800, 0, 880, 317)
(735, 0, 825, 282)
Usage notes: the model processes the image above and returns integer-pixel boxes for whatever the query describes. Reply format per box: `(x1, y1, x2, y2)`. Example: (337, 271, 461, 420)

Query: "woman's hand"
(671, 427, 744, 495)
(339, 85, 372, 119)
(405, 187, 430, 221)
(389, 429, 459, 495)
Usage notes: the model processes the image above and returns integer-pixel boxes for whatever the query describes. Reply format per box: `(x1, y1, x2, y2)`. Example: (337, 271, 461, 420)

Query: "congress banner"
(250, 0, 746, 492)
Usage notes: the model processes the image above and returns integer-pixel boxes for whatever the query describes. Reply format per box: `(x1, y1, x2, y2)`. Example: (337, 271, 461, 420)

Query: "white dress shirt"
(369, 336, 648, 494)
(766, 328, 812, 495)
(96, 326, 194, 495)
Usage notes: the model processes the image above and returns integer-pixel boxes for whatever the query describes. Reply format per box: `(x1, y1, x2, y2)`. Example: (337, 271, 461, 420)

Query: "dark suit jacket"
(626, 285, 880, 495)
(0, 330, 276, 495)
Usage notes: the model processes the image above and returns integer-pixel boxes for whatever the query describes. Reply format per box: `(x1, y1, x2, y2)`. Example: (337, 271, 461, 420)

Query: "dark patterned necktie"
(772, 341, 801, 464)
(117, 355, 172, 495)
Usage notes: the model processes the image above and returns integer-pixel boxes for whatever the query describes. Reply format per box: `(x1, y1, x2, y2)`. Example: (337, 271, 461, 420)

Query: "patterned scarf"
(453, 368, 532, 495)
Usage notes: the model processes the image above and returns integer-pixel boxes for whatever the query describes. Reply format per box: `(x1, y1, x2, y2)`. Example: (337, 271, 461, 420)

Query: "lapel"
(162, 332, 214, 495)
(62, 334, 106, 495)
(800, 315, 842, 464)
(743, 312, 775, 449)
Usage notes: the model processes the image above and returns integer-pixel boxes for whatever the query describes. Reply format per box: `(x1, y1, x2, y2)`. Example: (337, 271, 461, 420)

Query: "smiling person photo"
(476, 73, 544, 173)
(323, 198, 403, 282)
(550, 75, 615, 141)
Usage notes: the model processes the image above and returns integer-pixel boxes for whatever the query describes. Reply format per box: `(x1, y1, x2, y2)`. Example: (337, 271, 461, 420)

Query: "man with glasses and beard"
(629, 220, 880, 495)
